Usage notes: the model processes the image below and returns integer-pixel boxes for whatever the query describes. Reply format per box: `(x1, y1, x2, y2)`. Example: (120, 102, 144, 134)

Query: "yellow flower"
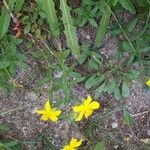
(73, 95, 100, 121)
(62, 138, 82, 150)
(35, 100, 61, 122)
(146, 79, 150, 86)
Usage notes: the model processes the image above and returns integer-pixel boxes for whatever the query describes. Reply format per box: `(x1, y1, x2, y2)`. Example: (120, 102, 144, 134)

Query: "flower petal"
(49, 110, 61, 122)
(75, 112, 84, 121)
(70, 138, 77, 147)
(62, 145, 70, 150)
(84, 110, 93, 119)
(90, 101, 100, 109)
(53, 110, 62, 116)
(84, 95, 92, 105)
(146, 80, 150, 86)
(35, 109, 45, 115)
(73, 105, 83, 112)
(50, 115, 58, 122)
(70, 138, 82, 148)
(40, 114, 48, 121)
(44, 100, 51, 112)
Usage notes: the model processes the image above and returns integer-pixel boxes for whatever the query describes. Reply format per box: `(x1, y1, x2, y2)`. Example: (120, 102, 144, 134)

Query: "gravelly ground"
(0, 49, 149, 150)
(0, 10, 150, 150)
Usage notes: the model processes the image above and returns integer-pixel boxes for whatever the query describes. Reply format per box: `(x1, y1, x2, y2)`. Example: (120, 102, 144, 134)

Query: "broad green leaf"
(15, 0, 25, 12)
(93, 140, 105, 150)
(95, 4, 111, 46)
(36, 0, 60, 37)
(123, 109, 132, 126)
(122, 81, 130, 98)
(119, 0, 136, 14)
(60, 0, 80, 58)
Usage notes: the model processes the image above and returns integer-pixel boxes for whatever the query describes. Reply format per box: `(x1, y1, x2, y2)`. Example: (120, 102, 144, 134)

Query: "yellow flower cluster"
(36, 95, 100, 122)
(35, 95, 100, 149)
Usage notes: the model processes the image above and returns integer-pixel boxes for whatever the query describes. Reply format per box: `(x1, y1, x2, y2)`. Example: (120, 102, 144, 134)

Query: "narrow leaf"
(119, 0, 136, 14)
(123, 109, 132, 126)
(93, 140, 105, 150)
(0, 0, 16, 39)
(95, 4, 111, 46)
(94, 83, 105, 99)
(36, 0, 60, 37)
(85, 75, 104, 89)
(60, 0, 80, 58)
(0, 7, 11, 39)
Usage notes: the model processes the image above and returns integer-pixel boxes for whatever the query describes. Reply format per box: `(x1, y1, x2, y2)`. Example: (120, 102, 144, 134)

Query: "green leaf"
(95, 4, 111, 46)
(89, 19, 98, 27)
(5, 140, 20, 148)
(60, 0, 80, 58)
(36, 0, 60, 37)
(0, 6, 11, 39)
(15, 0, 25, 12)
(24, 23, 31, 34)
(126, 17, 138, 32)
(107, 78, 116, 94)
(125, 69, 140, 80)
(85, 75, 104, 89)
(88, 60, 99, 70)
(112, 0, 119, 7)
(119, 0, 136, 14)
(0, 123, 10, 132)
(93, 140, 105, 150)
(122, 41, 132, 52)
(122, 81, 130, 98)
(123, 109, 132, 126)
(114, 87, 122, 100)
(15, 61, 28, 69)
(0, 61, 11, 69)
(94, 83, 105, 99)
(140, 47, 150, 52)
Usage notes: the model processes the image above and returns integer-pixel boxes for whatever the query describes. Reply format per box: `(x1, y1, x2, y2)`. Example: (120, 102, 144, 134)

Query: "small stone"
(111, 122, 118, 129)
(147, 129, 150, 136)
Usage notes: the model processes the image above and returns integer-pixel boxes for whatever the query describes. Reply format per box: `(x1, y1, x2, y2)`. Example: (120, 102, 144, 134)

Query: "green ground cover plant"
(0, 0, 150, 149)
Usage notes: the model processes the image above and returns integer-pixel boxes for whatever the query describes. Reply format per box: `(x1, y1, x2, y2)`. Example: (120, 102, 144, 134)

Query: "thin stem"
(3, 0, 17, 23)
